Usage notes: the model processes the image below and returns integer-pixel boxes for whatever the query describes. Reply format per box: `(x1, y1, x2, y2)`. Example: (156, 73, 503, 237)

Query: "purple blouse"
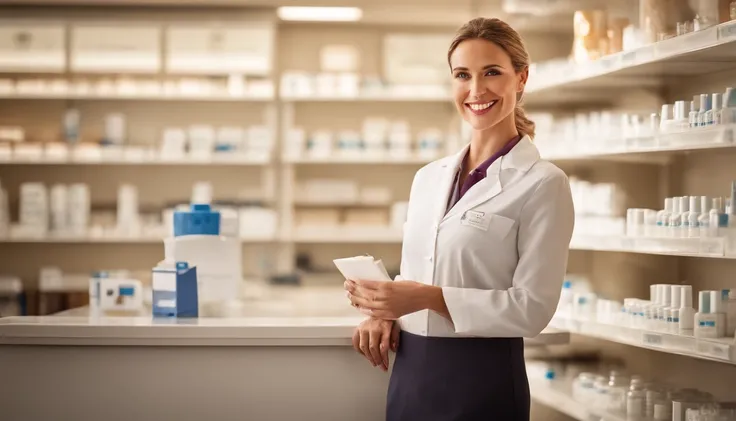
(446, 135, 522, 213)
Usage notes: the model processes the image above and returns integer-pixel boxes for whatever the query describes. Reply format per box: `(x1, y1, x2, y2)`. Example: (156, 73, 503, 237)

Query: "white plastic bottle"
(669, 285, 681, 333)
(712, 93, 723, 125)
(698, 94, 711, 127)
(709, 197, 727, 237)
(667, 199, 681, 238)
(679, 285, 696, 334)
(684, 196, 701, 238)
(688, 95, 700, 128)
(698, 196, 711, 237)
(656, 198, 673, 237)
(658, 284, 672, 331)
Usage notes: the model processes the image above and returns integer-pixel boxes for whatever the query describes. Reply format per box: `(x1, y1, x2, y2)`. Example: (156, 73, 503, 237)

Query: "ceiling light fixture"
(276, 6, 363, 22)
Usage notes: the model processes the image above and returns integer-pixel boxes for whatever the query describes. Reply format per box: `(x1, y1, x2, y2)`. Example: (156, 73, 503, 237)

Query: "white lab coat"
(397, 135, 575, 338)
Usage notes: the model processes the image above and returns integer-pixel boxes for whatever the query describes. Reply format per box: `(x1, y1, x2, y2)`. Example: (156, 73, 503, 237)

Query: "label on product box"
(0, 23, 65, 72)
(167, 24, 274, 75)
(718, 21, 736, 41)
(71, 24, 161, 72)
(643, 333, 663, 346)
(697, 341, 731, 361)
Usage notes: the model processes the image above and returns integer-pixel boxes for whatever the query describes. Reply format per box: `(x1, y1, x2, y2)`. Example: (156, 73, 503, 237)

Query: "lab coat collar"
(435, 135, 539, 222)
(440, 135, 539, 173)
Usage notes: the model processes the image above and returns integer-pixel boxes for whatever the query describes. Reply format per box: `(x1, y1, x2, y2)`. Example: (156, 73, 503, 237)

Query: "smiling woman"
(345, 17, 575, 421)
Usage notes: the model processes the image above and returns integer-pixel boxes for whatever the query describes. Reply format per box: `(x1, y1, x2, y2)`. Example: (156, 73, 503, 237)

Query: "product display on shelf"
(528, 360, 736, 421)
(554, 276, 736, 364)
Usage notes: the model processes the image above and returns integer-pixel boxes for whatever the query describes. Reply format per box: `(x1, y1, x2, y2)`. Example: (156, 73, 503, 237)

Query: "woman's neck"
(466, 115, 519, 171)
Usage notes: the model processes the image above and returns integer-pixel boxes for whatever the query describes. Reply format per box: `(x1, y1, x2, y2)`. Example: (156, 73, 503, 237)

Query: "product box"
(152, 262, 198, 318)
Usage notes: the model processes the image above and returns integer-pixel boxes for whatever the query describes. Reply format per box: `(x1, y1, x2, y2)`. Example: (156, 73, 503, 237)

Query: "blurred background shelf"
(0, 92, 274, 102)
(0, 235, 281, 244)
(550, 317, 736, 365)
(526, 21, 736, 105)
(291, 227, 404, 244)
(282, 155, 435, 165)
(0, 155, 272, 166)
(528, 378, 627, 421)
(569, 234, 734, 258)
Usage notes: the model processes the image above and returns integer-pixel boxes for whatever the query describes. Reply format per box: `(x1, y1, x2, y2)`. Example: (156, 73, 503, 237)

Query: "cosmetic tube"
(659, 284, 672, 331)
(699, 196, 711, 237)
(686, 196, 701, 238)
(711, 93, 723, 125)
(695, 291, 718, 338)
(710, 290, 726, 338)
(669, 285, 681, 333)
(698, 94, 712, 127)
(709, 197, 727, 237)
(656, 198, 673, 237)
(689, 95, 700, 128)
(679, 285, 695, 333)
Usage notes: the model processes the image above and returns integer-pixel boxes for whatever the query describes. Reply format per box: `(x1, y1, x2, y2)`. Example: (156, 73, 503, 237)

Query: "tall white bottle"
(679, 285, 696, 334)
(685, 196, 701, 238)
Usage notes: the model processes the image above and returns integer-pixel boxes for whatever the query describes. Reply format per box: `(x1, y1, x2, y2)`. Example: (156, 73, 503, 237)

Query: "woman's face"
(449, 38, 527, 131)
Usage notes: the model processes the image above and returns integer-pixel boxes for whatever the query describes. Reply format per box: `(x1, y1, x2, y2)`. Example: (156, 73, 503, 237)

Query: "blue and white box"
(152, 261, 198, 318)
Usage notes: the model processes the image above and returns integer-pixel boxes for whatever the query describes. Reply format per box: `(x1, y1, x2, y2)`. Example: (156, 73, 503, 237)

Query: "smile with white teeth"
(466, 100, 497, 111)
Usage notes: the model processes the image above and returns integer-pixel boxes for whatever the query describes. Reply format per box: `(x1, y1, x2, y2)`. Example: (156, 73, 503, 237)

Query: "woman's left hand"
(344, 279, 429, 320)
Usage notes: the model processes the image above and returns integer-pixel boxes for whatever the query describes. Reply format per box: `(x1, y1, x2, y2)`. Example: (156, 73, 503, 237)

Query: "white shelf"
(0, 92, 274, 102)
(283, 155, 435, 165)
(1, 235, 280, 244)
(280, 92, 451, 102)
(570, 234, 734, 259)
(0, 154, 271, 166)
(550, 317, 736, 365)
(529, 378, 627, 421)
(294, 199, 393, 207)
(543, 125, 736, 163)
(526, 21, 736, 105)
(292, 227, 404, 244)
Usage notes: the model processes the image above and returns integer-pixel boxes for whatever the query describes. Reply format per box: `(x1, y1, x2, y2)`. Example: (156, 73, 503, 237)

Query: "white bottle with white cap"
(698, 196, 711, 237)
(679, 285, 695, 333)
(647, 284, 659, 330)
(668, 199, 682, 238)
(656, 198, 673, 237)
(710, 290, 726, 338)
(685, 196, 701, 238)
(658, 284, 672, 331)
(695, 291, 722, 339)
(669, 285, 681, 334)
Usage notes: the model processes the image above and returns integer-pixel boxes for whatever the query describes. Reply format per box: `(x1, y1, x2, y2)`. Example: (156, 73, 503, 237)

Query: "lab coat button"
(427, 256, 433, 262)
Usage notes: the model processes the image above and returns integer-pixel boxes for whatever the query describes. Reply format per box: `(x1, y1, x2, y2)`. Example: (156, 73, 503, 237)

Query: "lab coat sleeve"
(441, 172, 575, 337)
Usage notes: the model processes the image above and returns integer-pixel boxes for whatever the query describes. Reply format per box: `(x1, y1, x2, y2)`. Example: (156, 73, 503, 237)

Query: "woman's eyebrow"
(451, 64, 503, 72)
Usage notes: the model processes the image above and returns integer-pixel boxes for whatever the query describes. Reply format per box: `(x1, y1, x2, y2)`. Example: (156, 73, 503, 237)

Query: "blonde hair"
(448, 17, 535, 139)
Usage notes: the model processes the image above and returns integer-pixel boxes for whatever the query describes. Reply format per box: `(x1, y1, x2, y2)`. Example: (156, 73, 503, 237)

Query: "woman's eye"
(455, 72, 470, 79)
(485, 70, 501, 76)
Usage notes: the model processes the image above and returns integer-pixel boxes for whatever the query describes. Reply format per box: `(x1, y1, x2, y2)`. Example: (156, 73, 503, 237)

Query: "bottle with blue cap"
(164, 203, 242, 306)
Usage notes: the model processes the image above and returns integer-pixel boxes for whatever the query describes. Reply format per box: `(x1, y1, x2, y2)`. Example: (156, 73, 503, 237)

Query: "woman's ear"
(517, 67, 529, 93)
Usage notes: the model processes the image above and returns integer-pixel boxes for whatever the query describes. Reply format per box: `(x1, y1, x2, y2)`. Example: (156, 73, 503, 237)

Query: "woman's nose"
(470, 78, 486, 99)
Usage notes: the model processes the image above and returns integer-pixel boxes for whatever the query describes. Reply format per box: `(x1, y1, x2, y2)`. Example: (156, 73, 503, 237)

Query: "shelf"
(526, 21, 736, 105)
(0, 154, 271, 166)
(283, 155, 435, 165)
(570, 234, 735, 259)
(0, 92, 274, 102)
(0, 235, 280, 244)
(294, 199, 393, 207)
(550, 317, 736, 365)
(280, 92, 451, 102)
(528, 378, 626, 421)
(543, 125, 736, 164)
(292, 227, 403, 244)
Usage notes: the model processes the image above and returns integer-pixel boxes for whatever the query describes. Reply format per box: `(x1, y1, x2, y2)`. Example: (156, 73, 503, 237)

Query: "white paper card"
(0, 23, 65, 72)
(71, 24, 161, 73)
(333, 255, 392, 282)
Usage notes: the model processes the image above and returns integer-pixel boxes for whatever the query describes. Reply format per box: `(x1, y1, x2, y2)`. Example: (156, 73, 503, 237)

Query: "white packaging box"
(239, 207, 277, 239)
(67, 183, 90, 236)
(20, 182, 48, 233)
(188, 125, 215, 160)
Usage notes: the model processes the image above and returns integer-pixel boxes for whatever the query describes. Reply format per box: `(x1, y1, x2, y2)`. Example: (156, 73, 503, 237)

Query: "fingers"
(354, 279, 383, 290)
(369, 328, 385, 371)
(390, 322, 401, 352)
(359, 329, 376, 367)
(352, 328, 361, 354)
(380, 322, 391, 370)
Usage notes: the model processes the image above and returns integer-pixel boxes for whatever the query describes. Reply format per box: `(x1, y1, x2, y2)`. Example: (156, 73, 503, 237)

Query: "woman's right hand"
(352, 317, 400, 371)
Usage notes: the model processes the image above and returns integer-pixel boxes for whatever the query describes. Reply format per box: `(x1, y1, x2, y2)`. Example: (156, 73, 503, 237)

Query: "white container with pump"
(164, 204, 241, 305)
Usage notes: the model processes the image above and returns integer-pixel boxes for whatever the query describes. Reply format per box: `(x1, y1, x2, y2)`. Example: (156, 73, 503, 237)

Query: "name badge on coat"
(460, 210, 491, 231)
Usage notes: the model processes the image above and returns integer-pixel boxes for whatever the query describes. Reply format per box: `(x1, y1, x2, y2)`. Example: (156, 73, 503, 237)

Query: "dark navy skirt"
(386, 331, 530, 421)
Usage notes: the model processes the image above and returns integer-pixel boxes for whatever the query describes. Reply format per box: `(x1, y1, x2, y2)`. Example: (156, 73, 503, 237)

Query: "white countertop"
(0, 285, 569, 347)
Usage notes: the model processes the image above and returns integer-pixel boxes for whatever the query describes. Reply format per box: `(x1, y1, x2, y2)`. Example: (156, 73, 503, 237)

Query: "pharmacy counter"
(0, 289, 569, 421)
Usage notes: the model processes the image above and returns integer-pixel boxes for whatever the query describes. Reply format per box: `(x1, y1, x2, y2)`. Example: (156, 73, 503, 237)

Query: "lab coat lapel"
(431, 144, 468, 225)
(443, 136, 539, 221)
